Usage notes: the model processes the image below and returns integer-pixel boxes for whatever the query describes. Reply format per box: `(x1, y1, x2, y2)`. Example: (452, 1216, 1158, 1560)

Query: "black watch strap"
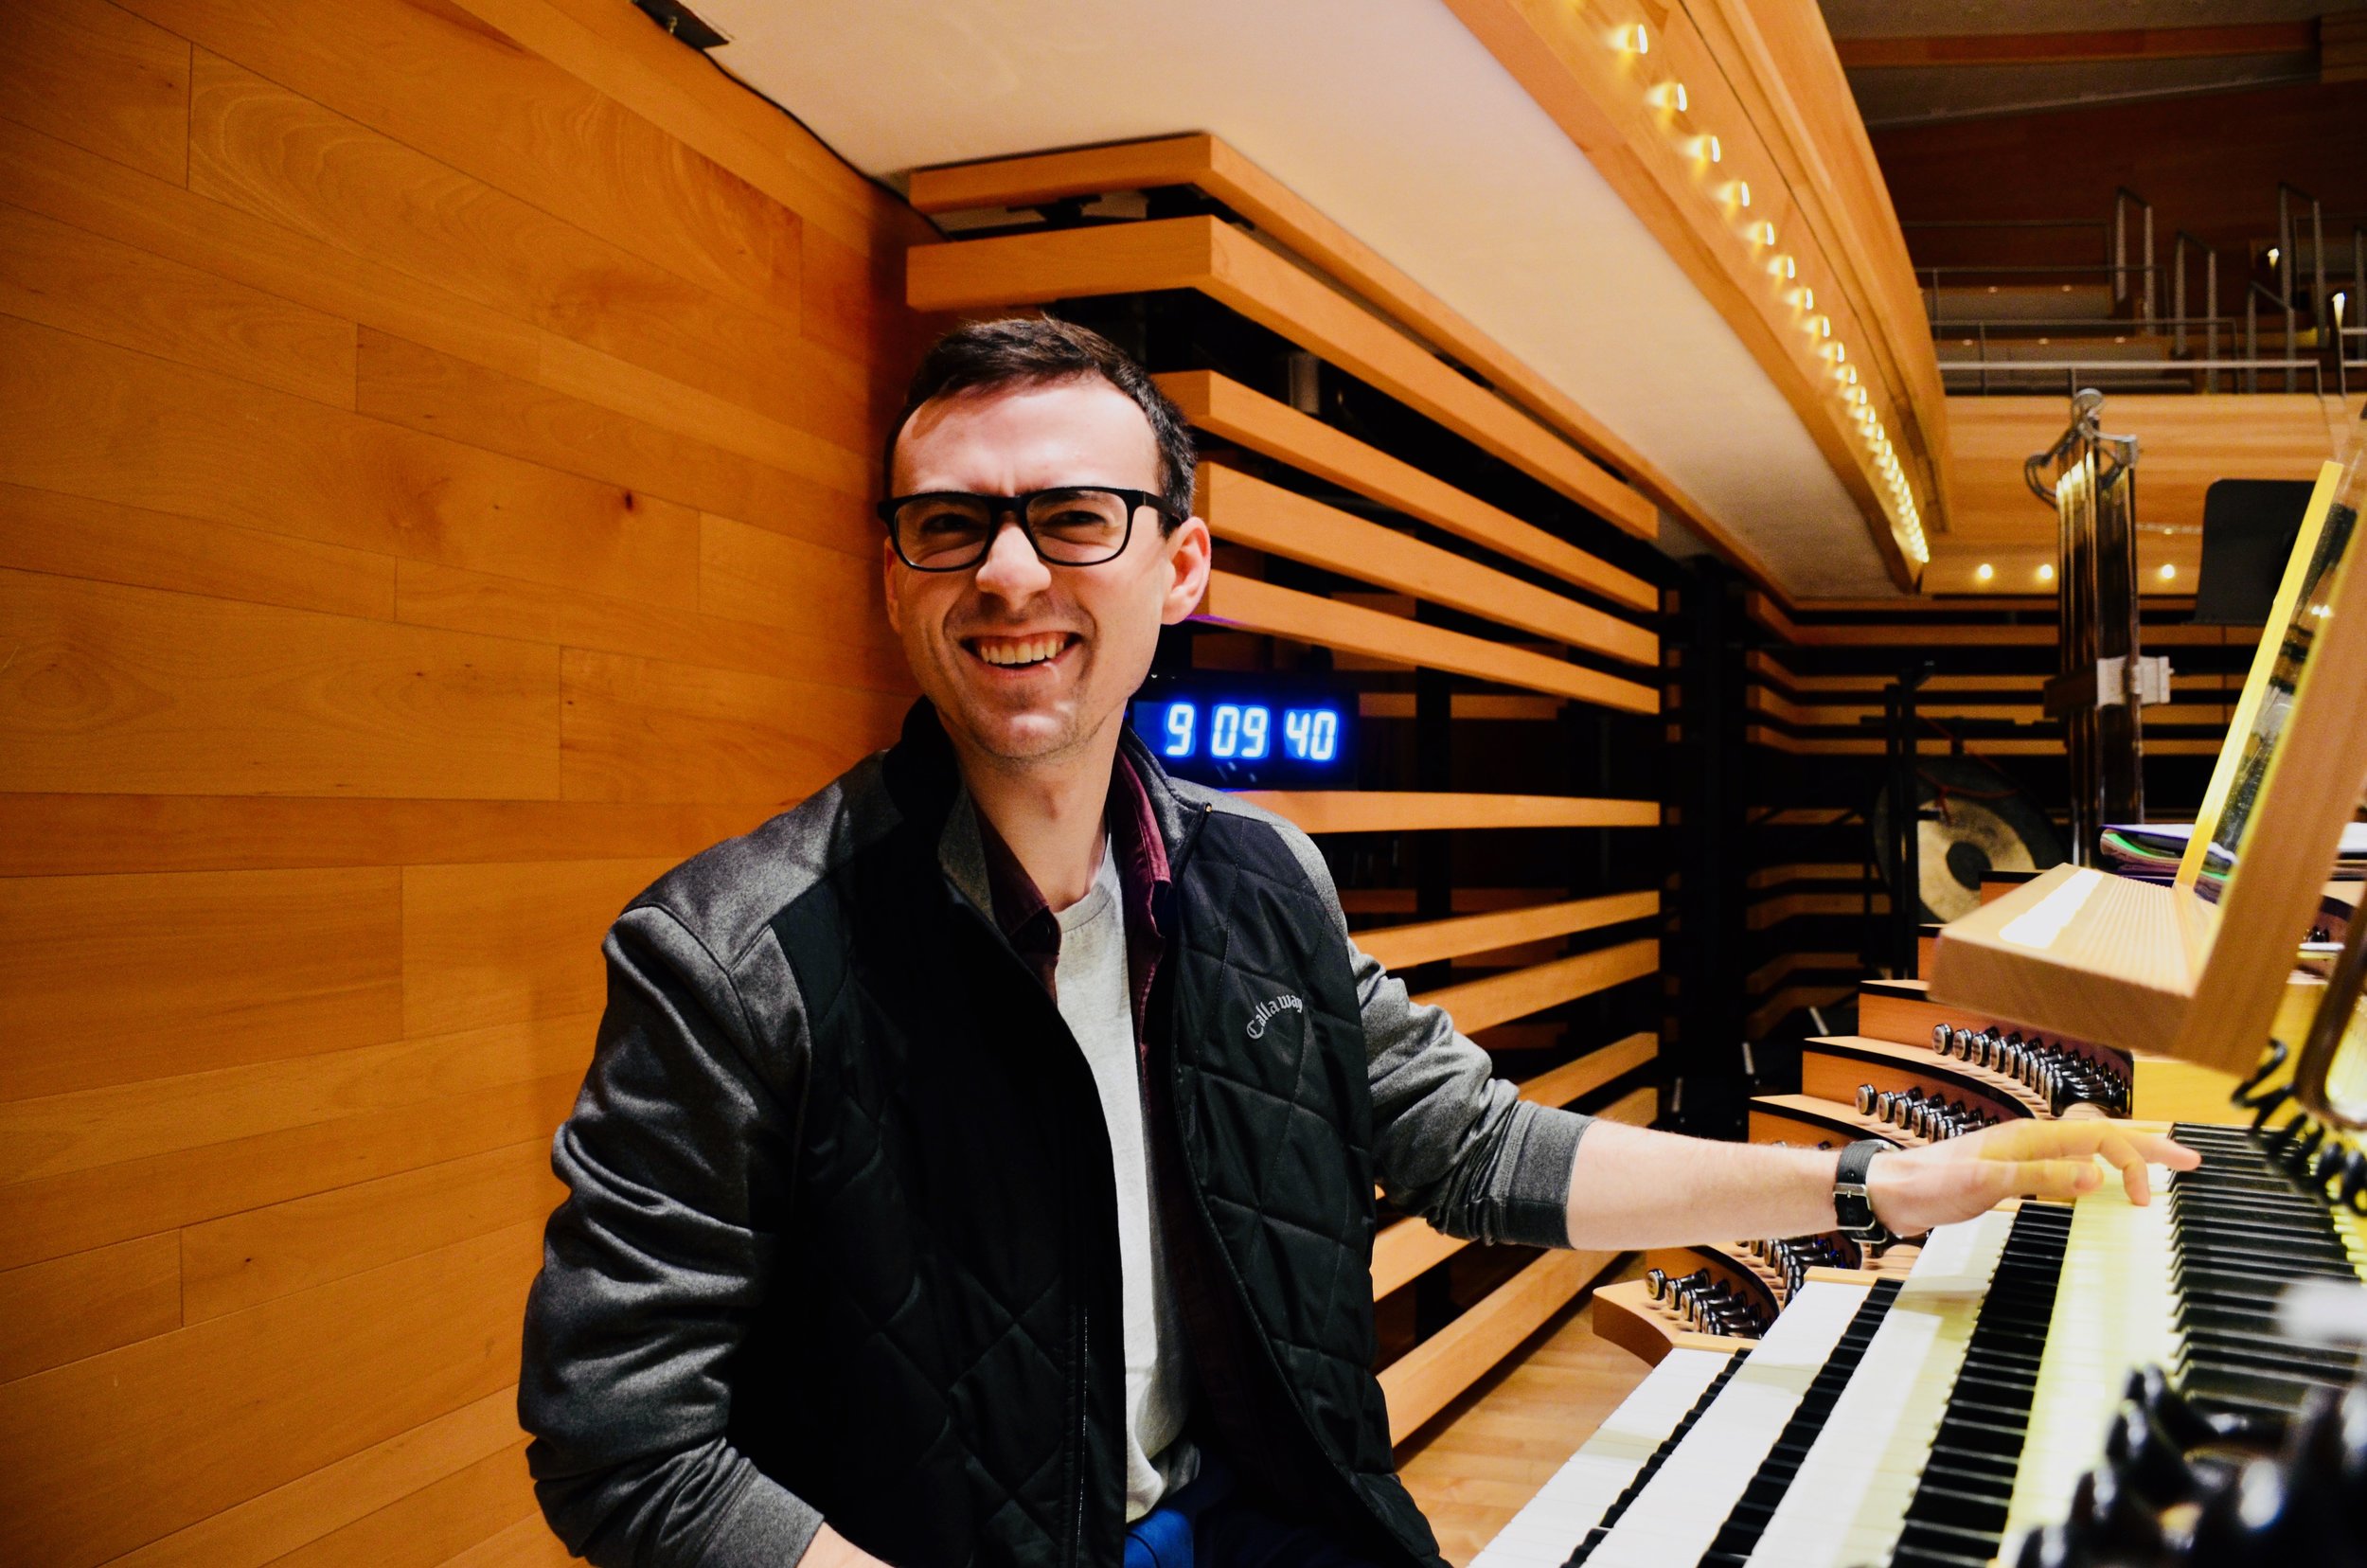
(1833, 1138, 1894, 1245)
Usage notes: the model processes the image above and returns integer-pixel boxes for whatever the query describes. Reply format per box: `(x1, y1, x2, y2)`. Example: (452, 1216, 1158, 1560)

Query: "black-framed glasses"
(876, 487, 1181, 572)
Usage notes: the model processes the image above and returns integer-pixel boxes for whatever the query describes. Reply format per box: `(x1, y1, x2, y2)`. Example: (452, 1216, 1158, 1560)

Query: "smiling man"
(518, 318, 2193, 1568)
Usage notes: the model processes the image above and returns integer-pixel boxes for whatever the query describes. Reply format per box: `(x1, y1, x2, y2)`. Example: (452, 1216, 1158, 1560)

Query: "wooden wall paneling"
(442, 0, 934, 257)
(1239, 791, 1660, 834)
(0, 1232, 180, 1382)
(0, 865, 401, 1100)
(0, 482, 397, 622)
(1200, 463, 1657, 666)
(0, 201, 358, 408)
(908, 134, 1722, 544)
(0, 1039, 584, 1274)
(0, 568, 564, 801)
(697, 514, 894, 648)
(102, 1387, 526, 1568)
(0, 1221, 542, 1568)
(182, 50, 867, 457)
(396, 559, 915, 699)
(0, 117, 542, 382)
(1198, 572, 1660, 712)
(0, 795, 766, 878)
(400, 857, 674, 1039)
(263, 1437, 539, 1568)
(355, 330, 863, 556)
(0, 0, 190, 186)
(1413, 938, 1661, 1034)
(0, 0, 922, 1560)
(1357, 890, 1660, 971)
(1160, 371, 1657, 612)
(1379, 1243, 1627, 1444)
(439, 1511, 574, 1568)
(906, 216, 1659, 537)
(180, 1137, 562, 1324)
(558, 650, 912, 805)
(1, 1011, 589, 1220)
(114, 0, 807, 330)
(0, 314, 703, 610)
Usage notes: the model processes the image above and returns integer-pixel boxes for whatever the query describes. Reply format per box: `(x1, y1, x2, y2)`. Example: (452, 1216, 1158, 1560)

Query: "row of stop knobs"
(1643, 1266, 1770, 1338)
(1857, 1080, 2000, 1141)
(1930, 1024, 2132, 1114)
(1743, 1233, 1860, 1296)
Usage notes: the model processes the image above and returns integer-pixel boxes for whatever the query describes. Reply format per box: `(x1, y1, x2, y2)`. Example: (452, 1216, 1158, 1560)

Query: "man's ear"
(881, 534, 904, 636)
(1159, 516, 1213, 626)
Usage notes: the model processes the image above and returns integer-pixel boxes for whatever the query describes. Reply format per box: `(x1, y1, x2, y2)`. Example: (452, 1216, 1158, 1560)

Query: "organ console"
(1473, 438, 2367, 1566)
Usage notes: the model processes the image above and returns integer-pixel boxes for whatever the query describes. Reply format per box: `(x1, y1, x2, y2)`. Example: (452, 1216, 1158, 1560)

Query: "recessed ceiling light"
(1976, 562, 1996, 582)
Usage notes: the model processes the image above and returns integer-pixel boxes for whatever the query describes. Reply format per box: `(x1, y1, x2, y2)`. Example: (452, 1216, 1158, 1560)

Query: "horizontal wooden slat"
(1358, 692, 1564, 722)
(0, 794, 768, 878)
(0, 1042, 581, 1273)
(911, 135, 1718, 545)
(181, 1138, 561, 1323)
(400, 857, 672, 1039)
(101, 1387, 523, 1568)
(1413, 939, 1659, 1033)
(1, 568, 564, 801)
(1239, 791, 1658, 834)
(1162, 372, 1654, 611)
(438, 1510, 573, 1568)
(1379, 1243, 1623, 1443)
(1200, 463, 1654, 666)
(1748, 726, 2223, 757)
(0, 1233, 180, 1381)
(0, 866, 401, 1101)
(908, 216, 1656, 537)
(558, 649, 910, 804)
(1748, 891, 1888, 930)
(0, 482, 396, 622)
(0, 1221, 539, 1568)
(1197, 573, 1656, 713)
(355, 330, 862, 557)
(1518, 1033, 1661, 1113)
(1357, 891, 1659, 971)
(1750, 593, 2259, 649)
(0, 312, 700, 609)
(1833, 21, 2316, 66)
(396, 558, 914, 697)
(264, 1434, 537, 1568)
(1371, 1074, 1655, 1303)
(1744, 863, 1865, 891)
(0, 200, 358, 408)
(186, 50, 863, 457)
(117, 0, 807, 330)
(696, 513, 894, 650)
(0, 0, 190, 186)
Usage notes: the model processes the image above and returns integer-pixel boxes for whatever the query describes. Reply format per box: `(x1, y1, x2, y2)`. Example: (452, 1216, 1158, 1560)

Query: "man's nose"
(970, 509, 1052, 601)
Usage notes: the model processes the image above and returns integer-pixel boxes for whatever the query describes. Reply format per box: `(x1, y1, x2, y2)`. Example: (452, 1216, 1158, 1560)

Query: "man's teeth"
(975, 634, 1066, 667)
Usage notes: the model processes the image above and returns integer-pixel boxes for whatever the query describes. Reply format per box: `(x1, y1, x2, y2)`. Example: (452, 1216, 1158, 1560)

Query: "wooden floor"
(1396, 1256, 1657, 1563)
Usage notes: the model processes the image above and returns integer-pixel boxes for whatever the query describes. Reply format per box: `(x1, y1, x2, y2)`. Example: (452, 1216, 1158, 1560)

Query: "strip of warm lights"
(1605, 12, 1929, 568)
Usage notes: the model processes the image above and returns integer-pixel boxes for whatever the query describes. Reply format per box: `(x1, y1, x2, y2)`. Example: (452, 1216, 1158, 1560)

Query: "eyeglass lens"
(892, 489, 1135, 569)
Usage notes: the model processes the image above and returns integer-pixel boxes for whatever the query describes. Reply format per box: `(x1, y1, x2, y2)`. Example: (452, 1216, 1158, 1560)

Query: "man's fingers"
(2002, 1158, 2105, 1203)
(2134, 1131, 2202, 1169)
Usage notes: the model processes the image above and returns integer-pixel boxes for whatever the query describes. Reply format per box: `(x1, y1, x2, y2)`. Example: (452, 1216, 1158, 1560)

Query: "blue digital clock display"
(1130, 681, 1353, 787)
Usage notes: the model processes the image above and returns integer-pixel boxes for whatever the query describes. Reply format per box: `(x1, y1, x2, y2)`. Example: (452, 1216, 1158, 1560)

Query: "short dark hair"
(881, 316, 1196, 528)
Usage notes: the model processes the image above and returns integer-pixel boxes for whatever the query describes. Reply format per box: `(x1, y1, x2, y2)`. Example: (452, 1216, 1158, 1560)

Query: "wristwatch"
(1833, 1138, 1895, 1246)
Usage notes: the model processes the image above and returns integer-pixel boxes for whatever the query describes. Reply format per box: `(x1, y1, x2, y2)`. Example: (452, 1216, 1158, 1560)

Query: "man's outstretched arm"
(1561, 1116, 2200, 1250)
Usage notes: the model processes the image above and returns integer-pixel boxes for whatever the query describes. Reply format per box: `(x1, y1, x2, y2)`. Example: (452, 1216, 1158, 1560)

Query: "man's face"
(883, 378, 1211, 771)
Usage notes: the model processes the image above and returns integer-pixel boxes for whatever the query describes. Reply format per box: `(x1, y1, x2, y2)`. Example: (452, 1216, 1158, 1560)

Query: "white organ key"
(1468, 1346, 1734, 1568)
(1742, 1208, 2019, 1566)
(1577, 1278, 1874, 1568)
(2002, 1165, 2177, 1544)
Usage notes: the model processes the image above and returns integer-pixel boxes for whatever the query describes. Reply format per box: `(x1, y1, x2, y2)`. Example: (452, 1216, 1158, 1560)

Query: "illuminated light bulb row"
(1611, 14, 1928, 566)
(1970, 560, 2167, 588)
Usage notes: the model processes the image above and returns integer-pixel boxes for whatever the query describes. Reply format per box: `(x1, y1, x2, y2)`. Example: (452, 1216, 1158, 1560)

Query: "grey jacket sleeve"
(519, 903, 824, 1568)
(1238, 805, 1593, 1248)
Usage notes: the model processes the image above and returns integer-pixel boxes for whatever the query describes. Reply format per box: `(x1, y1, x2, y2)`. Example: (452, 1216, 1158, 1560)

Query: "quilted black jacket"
(519, 703, 1592, 1567)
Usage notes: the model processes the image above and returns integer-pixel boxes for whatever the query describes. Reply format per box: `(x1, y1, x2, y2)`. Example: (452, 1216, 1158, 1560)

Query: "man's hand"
(1867, 1118, 2200, 1237)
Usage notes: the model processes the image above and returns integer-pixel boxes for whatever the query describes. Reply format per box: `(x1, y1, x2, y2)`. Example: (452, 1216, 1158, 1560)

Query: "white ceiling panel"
(699, 0, 1900, 597)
